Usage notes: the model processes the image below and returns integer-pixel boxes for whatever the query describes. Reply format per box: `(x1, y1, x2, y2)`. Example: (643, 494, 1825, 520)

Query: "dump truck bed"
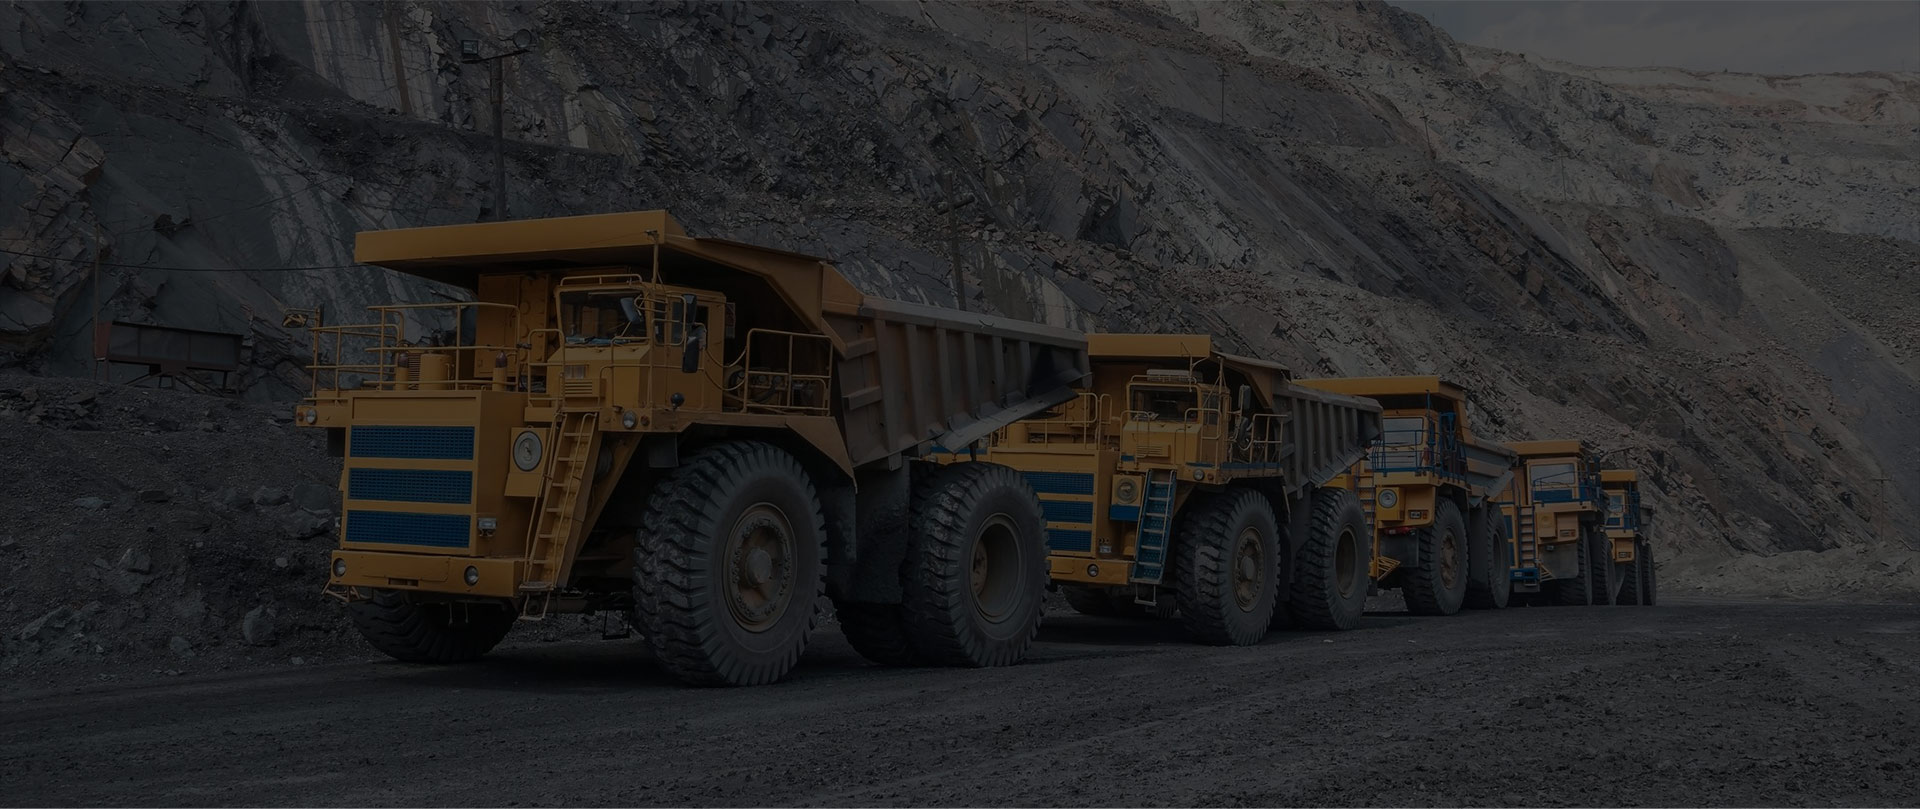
(1271, 381, 1384, 492)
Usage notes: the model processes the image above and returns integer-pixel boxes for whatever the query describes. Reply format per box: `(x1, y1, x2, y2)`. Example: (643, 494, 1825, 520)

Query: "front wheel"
(633, 441, 826, 686)
(1174, 489, 1279, 646)
(347, 589, 515, 664)
(901, 462, 1047, 667)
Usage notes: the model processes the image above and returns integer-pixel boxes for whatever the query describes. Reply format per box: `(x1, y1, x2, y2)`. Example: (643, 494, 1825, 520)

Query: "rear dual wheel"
(347, 589, 516, 664)
(1404, 499, 1469, 616)
(1464, 506, 1512, 610)
(839, 463, 1047, 669)
(1289, 487, 1370, 631)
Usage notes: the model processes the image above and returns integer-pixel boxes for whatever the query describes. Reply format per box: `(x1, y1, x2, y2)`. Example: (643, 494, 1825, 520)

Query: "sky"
(1386, 0, 1920, 75)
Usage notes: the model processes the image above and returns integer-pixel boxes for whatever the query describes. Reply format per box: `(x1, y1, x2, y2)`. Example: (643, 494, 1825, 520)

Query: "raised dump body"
(1295, 376, 1518, 615)
(1496, 439, 1618, 605)
(934, 334, 1383, 645)
(298, 210, 1090, 685)
(1600, 468, 1656, 605)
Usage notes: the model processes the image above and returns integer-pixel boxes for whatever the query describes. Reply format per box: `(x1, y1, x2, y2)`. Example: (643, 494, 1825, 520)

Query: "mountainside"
(3, 0, 1916, 587)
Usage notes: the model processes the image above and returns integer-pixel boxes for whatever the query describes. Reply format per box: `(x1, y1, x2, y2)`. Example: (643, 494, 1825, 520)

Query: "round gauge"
(512, 430, 543, 471)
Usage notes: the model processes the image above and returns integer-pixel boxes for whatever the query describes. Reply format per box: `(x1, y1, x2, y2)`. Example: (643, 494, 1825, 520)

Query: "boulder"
(242, 605, 278, 646)
(292, 483, 334, 513)
(72, 496, 108, 511)
(251, 487, 289, 507)
(169, 636, 195, 657)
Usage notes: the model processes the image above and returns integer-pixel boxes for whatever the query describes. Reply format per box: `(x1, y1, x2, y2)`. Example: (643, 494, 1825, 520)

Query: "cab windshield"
(1381, 416, 1426, 447)
(1530, 462, 1578, 489)
(1129, 385, 1199, 422)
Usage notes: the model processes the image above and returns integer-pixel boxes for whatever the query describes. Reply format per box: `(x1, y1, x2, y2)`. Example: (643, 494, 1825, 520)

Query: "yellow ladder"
(519, 409, 600, 619)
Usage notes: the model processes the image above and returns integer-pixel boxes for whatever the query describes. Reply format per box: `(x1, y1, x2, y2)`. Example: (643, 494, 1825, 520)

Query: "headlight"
(1115, 478, 1139, 504)
(1377, 488, 1399, 508)
(302, 409, 318, 424)
(1086, 564, 1099, 578)
(621, 410, 638, 429)
(464, 566, 480, 586)
(512, 430, 543, 471)
(332, 558, 347, 578)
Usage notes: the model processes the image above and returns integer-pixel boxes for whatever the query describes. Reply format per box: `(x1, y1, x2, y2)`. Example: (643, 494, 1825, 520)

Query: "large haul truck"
(1601, 468, 1657, 606)
(935, 335, 1382, 644)
(1498, 440, 1616, 605)
(1296, 376, 1519, 615)
(296, 211, 1090, 686)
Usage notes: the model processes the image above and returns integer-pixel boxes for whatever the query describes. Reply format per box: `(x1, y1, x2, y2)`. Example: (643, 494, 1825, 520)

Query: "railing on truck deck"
(305, 302, 524, 401)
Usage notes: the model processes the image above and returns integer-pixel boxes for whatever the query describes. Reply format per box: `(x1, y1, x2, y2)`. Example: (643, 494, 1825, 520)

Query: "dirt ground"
(4, 597, 1916, 807)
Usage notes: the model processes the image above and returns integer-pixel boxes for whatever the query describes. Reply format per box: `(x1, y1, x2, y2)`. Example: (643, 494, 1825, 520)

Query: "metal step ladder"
(519, 409, 600, 619)
(1512, 505, 1541, 590)
(1129, 468, 1178, 585)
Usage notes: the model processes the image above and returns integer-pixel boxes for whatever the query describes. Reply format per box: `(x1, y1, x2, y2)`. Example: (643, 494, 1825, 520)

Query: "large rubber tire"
(347, 589, 515, 664)
(1616, 551, 1645, 606)
(1061, 584, 1119, 616)
(1464, 506, 1512, 610)
(1588, 527, 1617, 606)
(1548, 531, 1594, 606)
(901, 462, 1047, 667)
(1173, 489, 1279, 646)
(1290, 487, 1371, 631)
(1403, 499, 1469, 616)
(1642, 545, 1658, 606)
(633, 441, 826, 686)
(834, 601, 921, 666)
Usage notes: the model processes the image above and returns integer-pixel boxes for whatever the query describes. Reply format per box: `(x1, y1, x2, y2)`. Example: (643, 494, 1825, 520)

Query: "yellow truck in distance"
(935, 334, 1383, 644)
(1498, 439, 1620, 605)
(297, 211, 1092, 686)
(1601, 468, 1657, 605)
(1296, 376, 1518, 615)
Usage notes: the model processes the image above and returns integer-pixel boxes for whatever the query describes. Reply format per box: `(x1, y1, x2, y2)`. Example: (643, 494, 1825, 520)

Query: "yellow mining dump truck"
(1498, 440, 1620, 605)
(295, 211, 1091, 686)
(1295, 376, 1519, 615)
(935, 335, 1383, 645)
(1601, 468, 1656, 606)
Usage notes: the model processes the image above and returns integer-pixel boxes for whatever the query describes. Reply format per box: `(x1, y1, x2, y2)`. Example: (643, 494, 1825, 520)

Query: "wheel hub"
(970, 514, 1022, 623)
(1232, 526, 1264, 611)
(725, 505, 796, 633)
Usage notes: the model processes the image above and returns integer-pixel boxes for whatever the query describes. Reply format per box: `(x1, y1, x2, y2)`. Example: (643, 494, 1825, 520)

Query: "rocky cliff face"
(3, 1, 1916, 583)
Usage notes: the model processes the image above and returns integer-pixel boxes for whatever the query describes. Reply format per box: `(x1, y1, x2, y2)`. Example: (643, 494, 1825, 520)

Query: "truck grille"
(345, 510, 471, 549)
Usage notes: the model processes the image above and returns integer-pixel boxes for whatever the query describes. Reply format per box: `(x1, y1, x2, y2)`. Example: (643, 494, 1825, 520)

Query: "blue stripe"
(1040, 500, 1093, 523)
(345, 510, 471, 548)
(1045, 528, 1093, 553)
(348, 468, 473, 504)
(349, 426, 474, 460)
(1108, 504, 1141, 522)
(1023, 472, 1094, 496)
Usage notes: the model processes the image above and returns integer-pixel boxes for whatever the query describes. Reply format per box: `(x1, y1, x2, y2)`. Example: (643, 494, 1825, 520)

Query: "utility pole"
(1218, 65, 1227, 124)
(90, 232, 104, 381)
(944, 170, 966, 312)
(461, 29, 535, 221)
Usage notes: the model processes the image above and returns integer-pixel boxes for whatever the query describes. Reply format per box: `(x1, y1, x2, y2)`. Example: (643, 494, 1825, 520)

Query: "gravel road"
(5, 599, 1917, 807)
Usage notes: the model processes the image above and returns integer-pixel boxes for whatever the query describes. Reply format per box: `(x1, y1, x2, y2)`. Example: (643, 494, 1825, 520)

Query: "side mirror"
(681, 324, 706, 374)
(1236, 384, 1254, 414)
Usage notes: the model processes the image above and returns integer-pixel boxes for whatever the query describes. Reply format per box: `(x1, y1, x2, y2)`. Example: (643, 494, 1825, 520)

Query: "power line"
(0, 246, 363, 274)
